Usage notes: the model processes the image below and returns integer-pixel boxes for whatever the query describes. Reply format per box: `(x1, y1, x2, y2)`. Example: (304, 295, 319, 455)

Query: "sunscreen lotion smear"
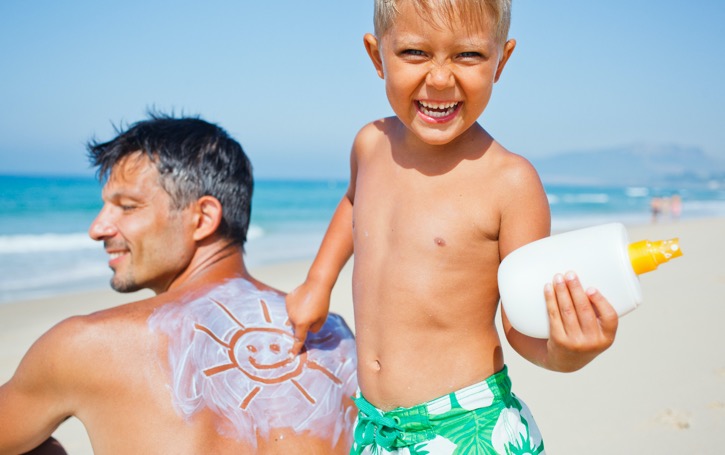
(498, 223, 682, 339)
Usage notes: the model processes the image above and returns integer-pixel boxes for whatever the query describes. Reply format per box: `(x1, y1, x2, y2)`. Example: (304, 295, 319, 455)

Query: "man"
(0, 114, 357, 454)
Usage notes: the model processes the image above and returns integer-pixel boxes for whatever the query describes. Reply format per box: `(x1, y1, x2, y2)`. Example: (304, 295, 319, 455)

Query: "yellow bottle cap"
(628, 238, 683, 275)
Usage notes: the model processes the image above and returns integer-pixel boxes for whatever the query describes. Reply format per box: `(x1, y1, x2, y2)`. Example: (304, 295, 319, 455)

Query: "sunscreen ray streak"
(193, 323, 230, 347)
(209, 297, 247, 328)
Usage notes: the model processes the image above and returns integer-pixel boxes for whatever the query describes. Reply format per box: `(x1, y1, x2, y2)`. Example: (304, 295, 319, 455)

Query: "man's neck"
(161, 241, 254, 295)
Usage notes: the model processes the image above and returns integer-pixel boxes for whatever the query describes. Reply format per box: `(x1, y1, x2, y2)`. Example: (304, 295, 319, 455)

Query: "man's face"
(88, 153, 196, 294)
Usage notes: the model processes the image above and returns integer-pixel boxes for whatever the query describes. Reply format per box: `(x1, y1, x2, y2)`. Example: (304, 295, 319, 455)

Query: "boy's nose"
(88, 210, 116, 241)
(426, 64, 454, 89)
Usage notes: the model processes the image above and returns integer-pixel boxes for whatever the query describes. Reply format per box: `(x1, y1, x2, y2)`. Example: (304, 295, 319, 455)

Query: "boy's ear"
(191, 195, 223, 242)
(364, 33, 385, 79)
(494, 39, 516, 83)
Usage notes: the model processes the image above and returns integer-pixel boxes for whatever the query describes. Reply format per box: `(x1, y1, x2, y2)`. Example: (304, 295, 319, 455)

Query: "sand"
(1, 217, 723, 454)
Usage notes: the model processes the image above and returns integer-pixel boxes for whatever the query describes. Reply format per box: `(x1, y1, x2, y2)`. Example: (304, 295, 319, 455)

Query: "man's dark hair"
(88, 112, 253, 246)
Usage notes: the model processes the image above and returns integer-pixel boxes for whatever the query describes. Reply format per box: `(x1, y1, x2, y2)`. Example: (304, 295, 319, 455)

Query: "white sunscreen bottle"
(498, 223, 683, 339)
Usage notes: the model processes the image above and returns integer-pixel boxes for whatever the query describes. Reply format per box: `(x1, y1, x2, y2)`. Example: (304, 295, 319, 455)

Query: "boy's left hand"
(543, 272, 619, 372)
(285, 280, 332, 357)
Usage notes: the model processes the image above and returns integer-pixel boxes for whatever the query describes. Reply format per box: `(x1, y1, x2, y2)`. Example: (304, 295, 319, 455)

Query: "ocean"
(1, 174, 724, 304)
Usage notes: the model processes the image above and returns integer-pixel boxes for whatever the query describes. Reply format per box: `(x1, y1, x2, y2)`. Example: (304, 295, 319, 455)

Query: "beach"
(1, 217, 724, 454)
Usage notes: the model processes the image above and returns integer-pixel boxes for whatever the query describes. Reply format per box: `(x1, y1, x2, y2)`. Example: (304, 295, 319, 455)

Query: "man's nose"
(88, 208, 116, 241)
(426, 63, 454, 90)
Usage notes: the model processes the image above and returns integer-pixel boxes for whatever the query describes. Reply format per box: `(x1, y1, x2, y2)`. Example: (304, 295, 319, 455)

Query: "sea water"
(1, 175, 724, 304)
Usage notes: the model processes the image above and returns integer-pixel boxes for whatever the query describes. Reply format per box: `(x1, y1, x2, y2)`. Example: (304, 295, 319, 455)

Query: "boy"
(287, 1, 619, 453)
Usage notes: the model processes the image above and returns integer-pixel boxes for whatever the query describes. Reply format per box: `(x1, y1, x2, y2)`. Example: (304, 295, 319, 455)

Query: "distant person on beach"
(651, 196, 664, 223)
(670, 193, 682, 221)
(286, 0, 620, 453)
(0, 114, 357, 454)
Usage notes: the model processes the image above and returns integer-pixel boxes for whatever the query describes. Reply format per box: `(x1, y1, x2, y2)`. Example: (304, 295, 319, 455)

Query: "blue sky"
(1, 1, 723, 179)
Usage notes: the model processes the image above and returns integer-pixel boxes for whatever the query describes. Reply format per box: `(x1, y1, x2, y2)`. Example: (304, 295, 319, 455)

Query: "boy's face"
(365, 1, 515, 146)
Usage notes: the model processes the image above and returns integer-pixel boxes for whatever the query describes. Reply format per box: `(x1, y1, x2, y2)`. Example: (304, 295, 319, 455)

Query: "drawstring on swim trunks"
(353, 395, 403, 451)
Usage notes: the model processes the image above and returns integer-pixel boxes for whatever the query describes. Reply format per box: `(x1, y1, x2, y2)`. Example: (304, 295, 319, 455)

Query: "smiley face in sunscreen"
(149, 279, 357, 445)
(196, 297, 343, 409)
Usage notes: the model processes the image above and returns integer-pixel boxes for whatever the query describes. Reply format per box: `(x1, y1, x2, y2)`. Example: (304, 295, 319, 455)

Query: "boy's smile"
(417, 100, 463, 122)
(364, 0, 515, 148)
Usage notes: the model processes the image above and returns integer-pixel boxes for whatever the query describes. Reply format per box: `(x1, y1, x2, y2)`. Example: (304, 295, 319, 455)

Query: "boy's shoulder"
(354, 116, 398, 141)
(349, 117, 399, 161)
(480, 134, 542, 179)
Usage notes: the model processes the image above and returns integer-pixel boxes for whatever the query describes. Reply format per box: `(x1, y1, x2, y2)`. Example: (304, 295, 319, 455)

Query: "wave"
(0, 224, 266, 255)
(247, 224, 264, 241)
(625, 187, 650, 198)
(0, 263, 110, 292)
(0, 233, 98, 254)
(548, 193, 610, 205)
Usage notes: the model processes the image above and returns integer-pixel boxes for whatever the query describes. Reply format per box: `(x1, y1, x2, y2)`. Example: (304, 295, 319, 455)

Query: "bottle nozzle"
(628, 238, 683, 275)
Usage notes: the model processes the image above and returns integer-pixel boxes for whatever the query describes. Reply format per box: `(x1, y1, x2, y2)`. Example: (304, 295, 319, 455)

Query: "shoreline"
(1, 217, 723, 453)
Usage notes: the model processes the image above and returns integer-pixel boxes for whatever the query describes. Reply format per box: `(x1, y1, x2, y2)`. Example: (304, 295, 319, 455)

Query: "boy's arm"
(286, 194, 354, 356)
(286, 135, 364, 356)
(497, 156, 619, 372)
(0, 321, 77, 454)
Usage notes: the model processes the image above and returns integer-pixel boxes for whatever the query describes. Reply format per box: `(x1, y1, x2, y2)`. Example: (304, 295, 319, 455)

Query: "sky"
(1, 1, 723, 179)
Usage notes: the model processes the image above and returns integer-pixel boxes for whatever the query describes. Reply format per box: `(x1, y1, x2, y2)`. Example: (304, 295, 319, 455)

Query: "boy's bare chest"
(353, 167, 500, 251)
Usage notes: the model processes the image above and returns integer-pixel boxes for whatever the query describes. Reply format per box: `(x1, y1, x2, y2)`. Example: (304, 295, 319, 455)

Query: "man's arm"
(0, 320, 78, 455)
(497, 155, 619, 372)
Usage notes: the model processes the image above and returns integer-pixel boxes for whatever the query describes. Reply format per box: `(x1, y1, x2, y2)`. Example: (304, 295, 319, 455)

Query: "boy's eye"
(401, 49, 426, 57)
(458, 51, 483, 59)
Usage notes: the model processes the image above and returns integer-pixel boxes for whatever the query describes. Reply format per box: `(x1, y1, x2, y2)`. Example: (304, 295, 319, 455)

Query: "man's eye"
(120, 205, 137, 211)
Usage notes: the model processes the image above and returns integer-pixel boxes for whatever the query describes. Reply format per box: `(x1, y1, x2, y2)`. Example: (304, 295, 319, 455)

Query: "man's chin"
(110, 278, 142, 293)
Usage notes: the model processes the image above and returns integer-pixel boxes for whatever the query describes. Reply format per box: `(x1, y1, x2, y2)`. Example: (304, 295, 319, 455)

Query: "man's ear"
(494, 39, 516, 83)
(192, 195, 223, 242)
(364, 33, 385, 79)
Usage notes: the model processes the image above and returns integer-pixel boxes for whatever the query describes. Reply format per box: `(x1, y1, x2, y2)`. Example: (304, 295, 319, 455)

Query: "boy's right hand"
(285, 281, 332, 356)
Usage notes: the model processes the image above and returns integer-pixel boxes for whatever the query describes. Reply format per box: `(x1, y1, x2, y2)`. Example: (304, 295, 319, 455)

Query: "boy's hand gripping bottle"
(498, 223, 682, 339)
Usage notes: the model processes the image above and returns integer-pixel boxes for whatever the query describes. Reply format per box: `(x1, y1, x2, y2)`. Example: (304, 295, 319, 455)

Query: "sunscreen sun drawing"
(149, 278, 357, 443)
(194, 297, 341, 410)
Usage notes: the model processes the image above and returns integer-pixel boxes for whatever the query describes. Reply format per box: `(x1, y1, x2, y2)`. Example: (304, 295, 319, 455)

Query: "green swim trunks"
(351, 366, 545, 454)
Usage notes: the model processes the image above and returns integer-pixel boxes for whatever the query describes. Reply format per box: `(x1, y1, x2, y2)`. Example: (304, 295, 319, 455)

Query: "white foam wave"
(247, 224, 264, 241)
(0, 263, 110, 292)
(561, 193, 610, 204)
(0, 233, 98, 254)
(625, 187, 650, 198)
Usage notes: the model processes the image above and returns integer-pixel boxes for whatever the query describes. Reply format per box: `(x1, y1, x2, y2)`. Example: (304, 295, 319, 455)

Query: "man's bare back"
(14, 279, 355, 454)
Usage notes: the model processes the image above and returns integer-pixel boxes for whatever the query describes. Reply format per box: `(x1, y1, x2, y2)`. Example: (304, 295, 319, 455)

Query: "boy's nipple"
(434, 237, 446, 247)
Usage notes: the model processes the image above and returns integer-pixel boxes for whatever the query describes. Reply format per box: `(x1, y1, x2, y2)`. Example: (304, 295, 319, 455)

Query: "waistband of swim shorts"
(423, 364, 512, 415)
(356, 365, 513, 428)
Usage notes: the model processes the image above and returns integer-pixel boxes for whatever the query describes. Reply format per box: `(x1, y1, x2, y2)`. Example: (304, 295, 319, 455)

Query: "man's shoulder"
(319, 312, 354, 339)
(41, 302, 152, 354)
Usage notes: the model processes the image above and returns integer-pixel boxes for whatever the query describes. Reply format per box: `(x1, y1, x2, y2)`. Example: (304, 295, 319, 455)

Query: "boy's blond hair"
(373, 0, 511, 45)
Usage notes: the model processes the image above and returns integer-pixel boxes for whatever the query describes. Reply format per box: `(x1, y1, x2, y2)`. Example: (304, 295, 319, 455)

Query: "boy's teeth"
(418, 101, 459, 117)
(420, 101, 457, 109)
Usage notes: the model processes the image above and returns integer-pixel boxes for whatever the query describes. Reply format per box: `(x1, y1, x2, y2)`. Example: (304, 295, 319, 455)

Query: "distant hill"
(530, 144, 725, 187)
